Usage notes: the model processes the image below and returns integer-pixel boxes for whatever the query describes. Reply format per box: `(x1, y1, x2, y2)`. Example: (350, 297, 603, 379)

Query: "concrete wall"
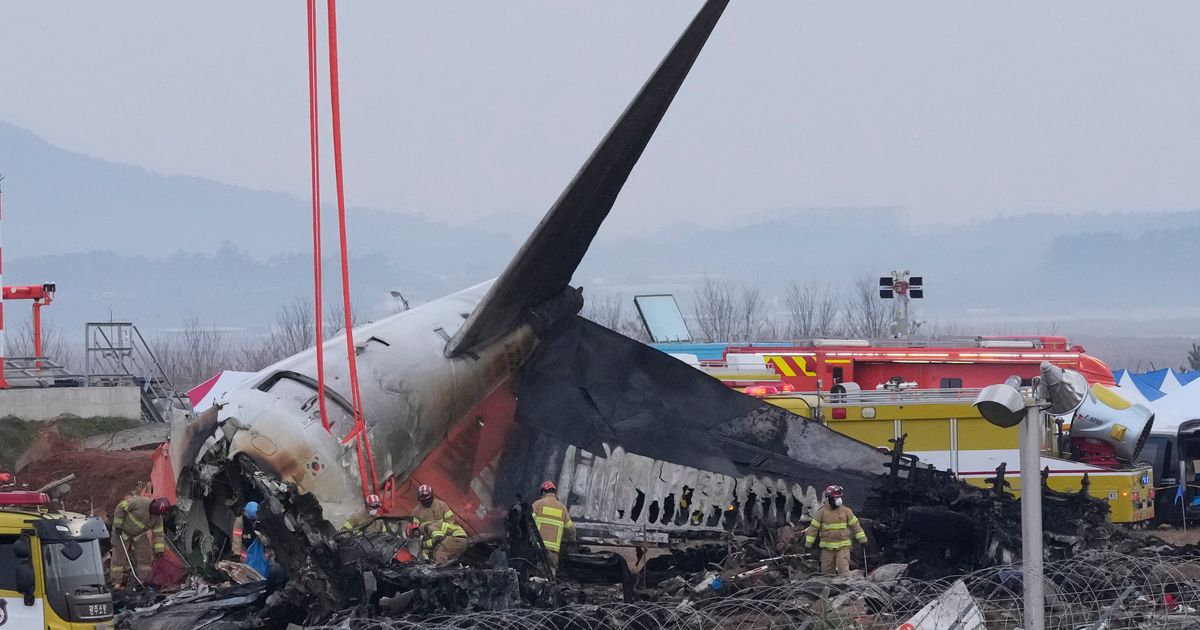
(0, 386, 141, 421)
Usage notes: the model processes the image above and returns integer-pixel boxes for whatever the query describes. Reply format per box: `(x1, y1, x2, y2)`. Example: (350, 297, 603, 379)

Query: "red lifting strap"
(306, 0, 330, 434)
(307, 0, 379, 496)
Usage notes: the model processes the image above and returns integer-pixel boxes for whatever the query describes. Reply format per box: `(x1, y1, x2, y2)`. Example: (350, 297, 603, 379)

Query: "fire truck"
(657, 337, 1156, 524)
(755, 386, 1155, 523)
(668, 336, 1115, 393)
(0, 491, 113, 628)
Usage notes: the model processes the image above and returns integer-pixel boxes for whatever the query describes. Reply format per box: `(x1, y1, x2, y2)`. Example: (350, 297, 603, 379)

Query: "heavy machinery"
(1, 282, 55, 362)
(751, 379, 1157, 523)
(0, 490, 113, 629)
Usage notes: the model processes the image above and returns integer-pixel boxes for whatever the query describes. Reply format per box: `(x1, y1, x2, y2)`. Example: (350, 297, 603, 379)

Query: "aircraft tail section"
(445, 0, 729, 357)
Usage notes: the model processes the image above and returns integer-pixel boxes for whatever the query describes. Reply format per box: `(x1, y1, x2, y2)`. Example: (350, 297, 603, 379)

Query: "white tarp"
(901, 579, 985, 630)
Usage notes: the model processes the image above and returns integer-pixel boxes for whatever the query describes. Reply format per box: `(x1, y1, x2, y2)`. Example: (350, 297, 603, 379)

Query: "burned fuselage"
(170, 0, 889, 585)
(171, 282, 536, 542)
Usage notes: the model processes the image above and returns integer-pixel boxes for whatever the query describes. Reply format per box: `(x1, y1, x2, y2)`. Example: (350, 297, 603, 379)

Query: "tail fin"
(446, 0, 729, 357)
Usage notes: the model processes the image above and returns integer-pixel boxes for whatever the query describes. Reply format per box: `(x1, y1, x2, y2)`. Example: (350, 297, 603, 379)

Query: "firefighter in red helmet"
(343, 494, 388, 534)
(410, 484, 465, 563)
(803, 485, 867, 575)
(532, 481, 575, 577)
(109, 489, 170, 587)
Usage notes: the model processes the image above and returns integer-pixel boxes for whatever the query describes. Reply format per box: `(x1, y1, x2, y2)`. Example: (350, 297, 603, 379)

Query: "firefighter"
(343, 494, 388, 534)
(427, 515, 469, 566)
(411, 484, 460, 559)
(109, 495, 170, 587)
(231, 501, 260, 559)
(803, 485, 867, 576)
(532, 481, 575, 577)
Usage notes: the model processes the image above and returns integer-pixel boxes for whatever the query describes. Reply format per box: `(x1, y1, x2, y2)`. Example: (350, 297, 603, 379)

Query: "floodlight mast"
(878, 270, 923, 338)
(1018, 398, 1045, 630)
(974, 374, 1046, 630)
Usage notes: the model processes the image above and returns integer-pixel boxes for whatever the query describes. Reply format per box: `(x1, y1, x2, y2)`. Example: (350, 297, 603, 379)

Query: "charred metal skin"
(174, 0, 736, 566)
(172, 281, 537, 529)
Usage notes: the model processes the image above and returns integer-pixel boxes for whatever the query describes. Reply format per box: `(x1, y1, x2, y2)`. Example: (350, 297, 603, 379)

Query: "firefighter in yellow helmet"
(532, 481, 575, 577)
(109, 495, 170, 587)
(804, 485, 867, 575)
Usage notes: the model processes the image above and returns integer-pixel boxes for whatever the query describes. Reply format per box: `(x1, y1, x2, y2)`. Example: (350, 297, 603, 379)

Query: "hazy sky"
(4, 2, 1200, 234)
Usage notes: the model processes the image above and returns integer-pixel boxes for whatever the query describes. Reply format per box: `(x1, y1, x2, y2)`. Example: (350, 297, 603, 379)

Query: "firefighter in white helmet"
(803, 485, 867, 575)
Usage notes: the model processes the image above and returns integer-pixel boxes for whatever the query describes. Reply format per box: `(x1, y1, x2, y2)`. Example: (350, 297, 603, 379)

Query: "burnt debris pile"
(864, 437, 1119, 578)
(119, 442, 1200, 629)
(292, 553, 1200, 630)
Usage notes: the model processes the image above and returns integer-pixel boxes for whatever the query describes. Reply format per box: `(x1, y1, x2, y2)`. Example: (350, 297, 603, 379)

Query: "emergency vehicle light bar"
(0, 491, 51, 506)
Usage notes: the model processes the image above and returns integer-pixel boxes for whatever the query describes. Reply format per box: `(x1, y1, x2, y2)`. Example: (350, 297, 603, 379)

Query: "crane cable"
(308, 0, 379, 496)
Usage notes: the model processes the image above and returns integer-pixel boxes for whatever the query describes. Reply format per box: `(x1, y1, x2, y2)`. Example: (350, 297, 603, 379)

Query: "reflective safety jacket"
(803, 504, 867, 550)
(412, 499, 455, 534)
(532, 493, 576, 553)
(113, 495, 166, 554)
(343, 512, 388, 535)
(232, 515, 259, 556)
(425, 519, 467, 546)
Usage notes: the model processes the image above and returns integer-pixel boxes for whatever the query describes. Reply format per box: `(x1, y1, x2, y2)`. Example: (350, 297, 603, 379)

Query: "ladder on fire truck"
(83, 322, 190, 423)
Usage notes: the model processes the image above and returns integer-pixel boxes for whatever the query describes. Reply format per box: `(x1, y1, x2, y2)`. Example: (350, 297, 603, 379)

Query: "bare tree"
(154, 316, 231, 390)
(7, 318, 74, 369)
(231, 297, 372, 372)
(841, 274, 890, 338)
(693, 276, 737, 342)
(324, 300, 363, 338)
(274, 298, 317, 357)
(782, 283, 842, 339)
(233, 298, 317, 371)
(692, 276, 773, 342)
(581, 293, 649, 342)
(734, 285, 771, 341)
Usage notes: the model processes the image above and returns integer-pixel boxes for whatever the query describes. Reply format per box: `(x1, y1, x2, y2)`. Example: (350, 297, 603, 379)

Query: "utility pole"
(1018, 401, 1045, 630)
(0, 174, 7, 389)
(974, 362, 1087, 630)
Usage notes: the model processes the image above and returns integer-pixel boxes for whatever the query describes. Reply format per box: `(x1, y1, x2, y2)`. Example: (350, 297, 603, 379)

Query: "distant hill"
(2, 121, 1198, 370)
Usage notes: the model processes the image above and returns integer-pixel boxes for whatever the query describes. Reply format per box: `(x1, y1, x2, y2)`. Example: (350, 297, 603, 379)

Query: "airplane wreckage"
(151, 1, 1153, 627)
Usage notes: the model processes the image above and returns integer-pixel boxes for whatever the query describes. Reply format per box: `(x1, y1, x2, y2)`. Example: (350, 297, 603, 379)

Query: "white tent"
(1159, 369, 1184, 394)
(1117, 371, 1167, 402)
(1144, 377, 1200, 435)
(1110, 383, 1153, 407)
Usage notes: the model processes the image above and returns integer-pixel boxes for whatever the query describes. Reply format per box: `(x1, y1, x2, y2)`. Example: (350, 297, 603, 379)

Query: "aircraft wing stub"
(445, 0, 730, 357)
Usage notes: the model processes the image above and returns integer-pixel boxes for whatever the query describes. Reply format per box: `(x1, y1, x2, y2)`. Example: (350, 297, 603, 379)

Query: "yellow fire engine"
(0, 491, 114, 629)
(758, 388, 1155, 524)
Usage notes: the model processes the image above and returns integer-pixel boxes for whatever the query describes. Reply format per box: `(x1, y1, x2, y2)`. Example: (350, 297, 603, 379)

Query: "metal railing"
(1, 357, 85, 388)
(773, 387, 988, 406)
(83, 322, 190, 423)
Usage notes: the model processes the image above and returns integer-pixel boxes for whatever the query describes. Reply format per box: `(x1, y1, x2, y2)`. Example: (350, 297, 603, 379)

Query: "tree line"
(583, 273, 894, 343)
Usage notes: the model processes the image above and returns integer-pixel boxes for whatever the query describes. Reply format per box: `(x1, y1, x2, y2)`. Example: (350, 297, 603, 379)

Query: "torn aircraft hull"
(168, 2, 886, 613)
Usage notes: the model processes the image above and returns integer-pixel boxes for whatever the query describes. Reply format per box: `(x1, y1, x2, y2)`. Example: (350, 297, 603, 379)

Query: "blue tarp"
(1112, 368, 1200, 401)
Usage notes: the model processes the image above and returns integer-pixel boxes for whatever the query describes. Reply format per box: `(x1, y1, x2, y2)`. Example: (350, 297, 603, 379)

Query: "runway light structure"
(972, 362, 1087, 630)
(879, 270, 922, 338)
